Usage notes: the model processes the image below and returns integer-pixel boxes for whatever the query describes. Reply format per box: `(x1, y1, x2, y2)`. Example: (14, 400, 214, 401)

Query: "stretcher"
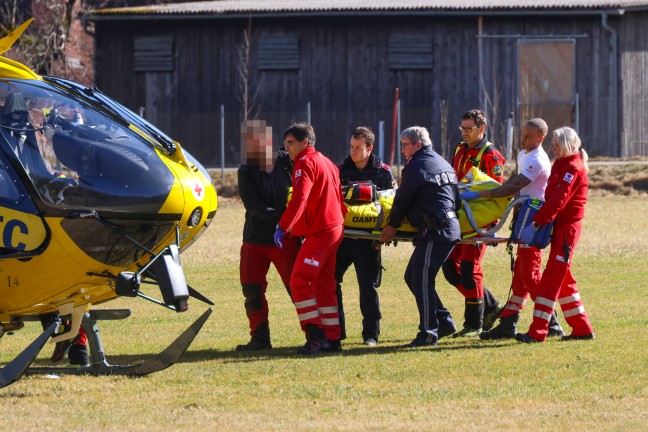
(342, 167, 526, 245)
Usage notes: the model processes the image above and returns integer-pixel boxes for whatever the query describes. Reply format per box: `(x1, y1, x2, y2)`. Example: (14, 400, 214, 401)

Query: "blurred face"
(551, 137, 563, 158)
(520, 125, 545, 152)
(460, 119, 485, 147)
(284, 134, 308, 160)
(243, 128, 273, 171)
(349, 136, 372, 166)
(401, 137, 422, 159)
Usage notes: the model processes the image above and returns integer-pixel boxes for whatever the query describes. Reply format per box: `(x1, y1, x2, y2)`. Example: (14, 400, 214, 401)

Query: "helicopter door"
(0, 148, 48, 255)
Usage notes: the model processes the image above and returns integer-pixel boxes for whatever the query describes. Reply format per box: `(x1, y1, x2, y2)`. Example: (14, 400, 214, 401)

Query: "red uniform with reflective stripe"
(525, 153, 593, 341)
(278, 146, 346, 236)
(278, 146, 346, 341)
(445, 138, 506, 316)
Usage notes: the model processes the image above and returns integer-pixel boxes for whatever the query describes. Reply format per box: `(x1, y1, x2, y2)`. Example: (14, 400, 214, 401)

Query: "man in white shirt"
(460, 118, 565, 339)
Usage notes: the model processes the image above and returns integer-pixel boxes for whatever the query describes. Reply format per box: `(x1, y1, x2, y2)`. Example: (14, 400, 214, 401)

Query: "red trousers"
(500, 244, 542, 319)
(445, 242, 488, 299)
(239, 236, 299, 336)
(527, 220, 594, 341)
(290, 225, 344, 341)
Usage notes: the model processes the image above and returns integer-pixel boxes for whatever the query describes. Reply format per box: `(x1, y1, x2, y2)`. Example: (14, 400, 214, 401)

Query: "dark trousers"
(335, 238, 382, 341)
(405, 239, 456, 342)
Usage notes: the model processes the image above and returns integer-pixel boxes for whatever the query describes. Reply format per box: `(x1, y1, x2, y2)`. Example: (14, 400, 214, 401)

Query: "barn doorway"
(517, 39, 576, 152)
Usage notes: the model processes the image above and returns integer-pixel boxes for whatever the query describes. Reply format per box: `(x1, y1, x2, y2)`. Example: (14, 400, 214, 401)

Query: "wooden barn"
(85, 0, 648, 167)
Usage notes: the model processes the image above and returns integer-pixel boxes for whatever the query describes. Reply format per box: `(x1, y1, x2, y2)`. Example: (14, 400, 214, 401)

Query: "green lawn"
(1, 195, 646, 431)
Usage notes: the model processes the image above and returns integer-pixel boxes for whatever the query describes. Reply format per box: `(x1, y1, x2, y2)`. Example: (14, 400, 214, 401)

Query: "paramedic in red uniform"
(441, 109, 505, 337)
(274, 122, 347, 355)
(237, 120, 299, 351)
(516, 126, 595, 343)
(461, 118, 565, 339)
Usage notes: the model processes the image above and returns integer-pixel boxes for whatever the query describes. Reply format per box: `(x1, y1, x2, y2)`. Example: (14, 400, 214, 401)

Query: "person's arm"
(278, 159, 314, 233)
(477, 173, 531, 198)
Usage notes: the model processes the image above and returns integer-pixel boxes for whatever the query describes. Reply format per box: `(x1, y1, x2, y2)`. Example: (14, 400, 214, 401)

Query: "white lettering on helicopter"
(0, 215, 28, 251)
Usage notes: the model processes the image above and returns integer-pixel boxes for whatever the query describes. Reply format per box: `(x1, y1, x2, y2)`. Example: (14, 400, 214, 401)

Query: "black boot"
(482, 288, 503, 331)
(236, 322, 272, 351)
(547, 312, 565, 337)
(479, 314, 519, 340)
(297, 324, 326, 355)
(454, 299, 483, 337)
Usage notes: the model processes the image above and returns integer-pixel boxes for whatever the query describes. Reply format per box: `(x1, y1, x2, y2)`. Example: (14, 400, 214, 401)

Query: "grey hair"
(400, 126, 432, 147)
(553, 126, 589, 173)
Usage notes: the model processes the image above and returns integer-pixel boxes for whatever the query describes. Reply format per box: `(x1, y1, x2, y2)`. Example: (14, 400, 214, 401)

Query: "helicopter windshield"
(0, 79, 175, 213)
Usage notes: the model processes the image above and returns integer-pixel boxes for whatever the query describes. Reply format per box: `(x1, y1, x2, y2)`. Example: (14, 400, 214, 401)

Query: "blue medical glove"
(273, 226, 285, 249)
(520, 224, 537, 245)
(460, 191, 479, 201)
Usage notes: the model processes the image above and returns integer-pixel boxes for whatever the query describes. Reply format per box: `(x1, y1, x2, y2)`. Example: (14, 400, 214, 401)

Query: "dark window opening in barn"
(258, 35, 300, 70)
(134, 35, 174, 72)
(388, 34, 433, 70)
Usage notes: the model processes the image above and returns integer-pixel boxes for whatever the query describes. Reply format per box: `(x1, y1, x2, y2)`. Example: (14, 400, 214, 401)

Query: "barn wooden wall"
(94, 13, 623, 167)
(620, 11, 648, 157)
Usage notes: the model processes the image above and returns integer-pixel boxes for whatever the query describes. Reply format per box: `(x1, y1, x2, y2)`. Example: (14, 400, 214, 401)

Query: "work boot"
(562, 333, 596, 341)
(438, 322, 457, 340)
(236, 340, 272, 351)
(68, 344, 90, 366)
(297, 324, 326, 355)
(236, 322, 272, 351)
(403, 332, 437, 347)
(462, 299, 484, 330)
(479, 314, 518, 340)
(515, 332, 541, 343)
(482, 289, 501, 331)
(547, 312, 566, 337)
(321, 339, 343, 352)
(452, 326, 481, 338)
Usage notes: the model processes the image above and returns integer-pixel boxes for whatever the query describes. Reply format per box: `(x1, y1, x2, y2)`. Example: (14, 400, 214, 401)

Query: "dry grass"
(0, 196, 647, 431)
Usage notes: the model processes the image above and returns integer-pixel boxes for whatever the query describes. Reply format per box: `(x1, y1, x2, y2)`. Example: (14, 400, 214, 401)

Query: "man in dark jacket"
(380, 126, 461, 347)
(335, 126, 395, 346)
(237, 120, 299, 351)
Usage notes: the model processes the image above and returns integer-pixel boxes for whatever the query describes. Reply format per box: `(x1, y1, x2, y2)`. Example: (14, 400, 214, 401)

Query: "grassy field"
(1, 195, 647, 431)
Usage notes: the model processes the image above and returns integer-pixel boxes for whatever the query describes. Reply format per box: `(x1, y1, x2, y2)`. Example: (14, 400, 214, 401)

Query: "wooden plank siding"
(620, 11, 648, 157)
(93, 13, 624, 167)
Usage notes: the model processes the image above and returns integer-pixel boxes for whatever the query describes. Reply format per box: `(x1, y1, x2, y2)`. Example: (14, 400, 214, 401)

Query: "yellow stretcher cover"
(341, 166, 509, 236)
(458, 167, 510, 236)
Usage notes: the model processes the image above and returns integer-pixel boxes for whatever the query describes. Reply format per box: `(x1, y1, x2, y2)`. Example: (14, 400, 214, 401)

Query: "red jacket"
(533, 153, 588, 226)
(278, 146, 346, 237)
(452, 137, 505, 183)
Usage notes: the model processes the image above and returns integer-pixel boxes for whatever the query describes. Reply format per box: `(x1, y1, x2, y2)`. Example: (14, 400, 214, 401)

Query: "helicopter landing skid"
(0, 320, 59, 389)
(25, 307, 212, 378)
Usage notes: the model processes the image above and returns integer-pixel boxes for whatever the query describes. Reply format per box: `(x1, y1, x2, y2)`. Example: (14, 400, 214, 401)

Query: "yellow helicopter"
(0, 20, 218, 388)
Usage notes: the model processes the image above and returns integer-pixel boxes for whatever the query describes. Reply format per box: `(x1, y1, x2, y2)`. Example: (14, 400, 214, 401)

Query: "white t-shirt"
(518, 146, 551, 200)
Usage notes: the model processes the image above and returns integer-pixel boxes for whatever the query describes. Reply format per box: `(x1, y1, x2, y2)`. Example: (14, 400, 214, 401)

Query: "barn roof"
(87, 0, 648, 17)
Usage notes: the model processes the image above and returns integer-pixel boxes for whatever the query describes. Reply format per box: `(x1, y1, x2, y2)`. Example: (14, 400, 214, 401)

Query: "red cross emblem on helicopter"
(191, 182, 204, 201)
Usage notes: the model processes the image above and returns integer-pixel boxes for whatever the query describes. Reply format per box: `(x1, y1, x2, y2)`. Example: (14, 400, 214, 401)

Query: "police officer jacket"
(338, 153, 395, 191)
(238, 149, 293, 245)
(387, 145, 461, 242)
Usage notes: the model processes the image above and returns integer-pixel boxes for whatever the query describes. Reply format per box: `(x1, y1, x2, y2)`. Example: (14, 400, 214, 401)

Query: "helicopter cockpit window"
(0, 159, 21, 202)
(0, 80, 175, 213)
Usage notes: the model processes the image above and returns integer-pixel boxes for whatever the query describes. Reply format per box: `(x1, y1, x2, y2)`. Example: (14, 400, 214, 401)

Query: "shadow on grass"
(26, 338, 523, 371)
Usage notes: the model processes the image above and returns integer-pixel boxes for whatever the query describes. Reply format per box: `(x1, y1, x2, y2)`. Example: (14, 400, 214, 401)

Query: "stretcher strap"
(373, 200, 384, 231)
(461, 195, 529, 237)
